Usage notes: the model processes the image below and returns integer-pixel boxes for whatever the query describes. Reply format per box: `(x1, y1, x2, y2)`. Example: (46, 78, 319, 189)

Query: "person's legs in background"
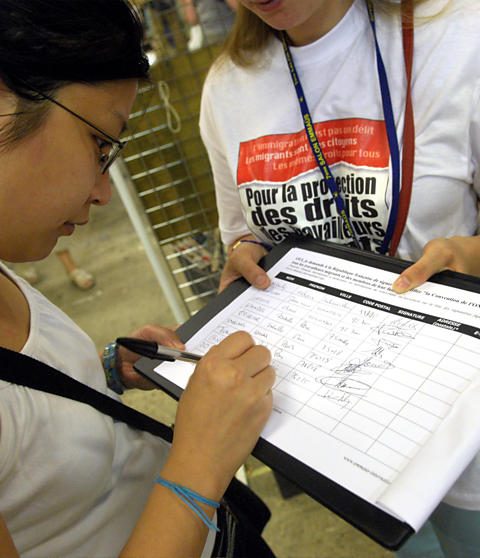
(13, 247, 95, 291)
(395, 520, 444, 558)
(430, 502, 480, 558)
(396, 502, 480, 558)
(56, 249, 95, 291)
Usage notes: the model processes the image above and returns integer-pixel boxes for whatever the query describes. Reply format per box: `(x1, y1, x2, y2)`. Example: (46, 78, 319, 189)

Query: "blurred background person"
(12, 243, 95, 291)
(181, 0, 238, 51)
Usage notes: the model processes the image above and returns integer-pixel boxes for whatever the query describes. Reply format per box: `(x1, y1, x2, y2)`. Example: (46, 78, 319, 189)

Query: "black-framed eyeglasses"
(20, 85, 127, 174)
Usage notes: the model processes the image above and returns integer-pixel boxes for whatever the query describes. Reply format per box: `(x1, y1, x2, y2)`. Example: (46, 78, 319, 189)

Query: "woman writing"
(0, 1, 275, 556)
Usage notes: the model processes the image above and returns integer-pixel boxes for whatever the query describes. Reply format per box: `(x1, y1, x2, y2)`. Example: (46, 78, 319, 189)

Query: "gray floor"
(27, 186, 395, 558)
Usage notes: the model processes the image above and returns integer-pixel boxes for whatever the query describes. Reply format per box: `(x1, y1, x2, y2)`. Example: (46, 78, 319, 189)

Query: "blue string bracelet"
(229, 239, 272, 256)
(156, 478, 220, 532)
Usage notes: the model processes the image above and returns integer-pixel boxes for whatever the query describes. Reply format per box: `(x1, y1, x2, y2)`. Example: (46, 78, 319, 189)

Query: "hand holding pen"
(117, 328, 275, 506)
(113, 324, 190, 391)
(117, 337, 202, 364)
(165, 331, 276, 491)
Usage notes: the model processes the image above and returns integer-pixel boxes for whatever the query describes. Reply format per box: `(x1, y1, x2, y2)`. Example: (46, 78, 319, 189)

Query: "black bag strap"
(0, 346, 173, 443)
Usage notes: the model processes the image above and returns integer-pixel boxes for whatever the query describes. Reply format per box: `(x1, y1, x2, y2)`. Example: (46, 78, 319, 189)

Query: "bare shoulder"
(0, 271, 30, 352)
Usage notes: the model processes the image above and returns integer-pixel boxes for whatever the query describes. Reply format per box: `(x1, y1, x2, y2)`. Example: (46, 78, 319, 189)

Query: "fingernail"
(393, 276, 410, 293)
(172, 340, 185, 349)
(255, 275, 269, 288)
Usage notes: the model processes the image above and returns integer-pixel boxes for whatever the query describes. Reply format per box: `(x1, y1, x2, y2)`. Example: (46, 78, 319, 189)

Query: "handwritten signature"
(371, 318, 418, 338)
(317, 356, 393, 396)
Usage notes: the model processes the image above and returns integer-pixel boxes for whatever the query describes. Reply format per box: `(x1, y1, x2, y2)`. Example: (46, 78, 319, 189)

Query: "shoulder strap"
(0, 346, 173, 443)
(389, 0, 415, 257)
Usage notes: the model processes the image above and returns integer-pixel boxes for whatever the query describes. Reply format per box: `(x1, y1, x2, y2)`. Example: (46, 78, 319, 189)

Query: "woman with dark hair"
(0, 1, 275, 556)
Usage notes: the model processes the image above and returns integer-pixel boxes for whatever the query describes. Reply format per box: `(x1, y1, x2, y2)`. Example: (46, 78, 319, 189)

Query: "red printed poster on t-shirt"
(237, 118, 390, 252)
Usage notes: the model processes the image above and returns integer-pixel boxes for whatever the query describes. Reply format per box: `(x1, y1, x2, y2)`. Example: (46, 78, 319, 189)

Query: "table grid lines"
(194, 271, 478, 476)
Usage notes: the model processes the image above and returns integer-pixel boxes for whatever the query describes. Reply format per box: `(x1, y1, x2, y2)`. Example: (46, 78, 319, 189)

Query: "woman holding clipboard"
(199, 0, 480, 556)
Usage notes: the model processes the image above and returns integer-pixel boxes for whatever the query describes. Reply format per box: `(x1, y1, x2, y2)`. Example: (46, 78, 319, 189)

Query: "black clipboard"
(134, 235, 480, 550)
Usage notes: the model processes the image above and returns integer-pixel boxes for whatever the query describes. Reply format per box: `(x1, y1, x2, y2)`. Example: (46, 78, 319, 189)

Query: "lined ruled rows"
(195, 279, 480, 474)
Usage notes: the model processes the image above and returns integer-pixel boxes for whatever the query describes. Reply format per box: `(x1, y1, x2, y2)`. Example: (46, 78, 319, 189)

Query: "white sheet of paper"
(154, 247, 480, 531)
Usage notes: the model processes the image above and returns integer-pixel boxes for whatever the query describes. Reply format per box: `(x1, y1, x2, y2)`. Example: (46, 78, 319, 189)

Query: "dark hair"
(0, 0, 150, 146)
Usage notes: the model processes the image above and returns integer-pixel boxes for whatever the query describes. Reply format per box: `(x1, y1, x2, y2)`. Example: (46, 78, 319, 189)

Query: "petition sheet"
(154, 247, 480, 530)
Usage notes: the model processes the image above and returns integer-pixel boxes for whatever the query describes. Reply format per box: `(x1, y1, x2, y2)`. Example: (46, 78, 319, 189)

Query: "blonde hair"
(221, 0, 430, 68)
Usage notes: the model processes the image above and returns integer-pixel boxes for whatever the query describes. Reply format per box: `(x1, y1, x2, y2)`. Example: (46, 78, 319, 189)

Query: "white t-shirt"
(0, 263, 171, 557)
(201, 0, 480, 262)
(200, 0, 480, 509)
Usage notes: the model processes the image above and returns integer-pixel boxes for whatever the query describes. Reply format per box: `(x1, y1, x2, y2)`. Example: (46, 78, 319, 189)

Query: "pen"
(116, 337, 202, 364)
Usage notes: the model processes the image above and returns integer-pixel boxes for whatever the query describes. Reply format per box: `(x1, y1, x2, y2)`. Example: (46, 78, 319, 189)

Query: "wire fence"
(113, 1, 234, 317)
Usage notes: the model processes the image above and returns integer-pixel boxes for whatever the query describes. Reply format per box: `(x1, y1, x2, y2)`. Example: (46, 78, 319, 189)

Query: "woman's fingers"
(170, 331, 275, 489)
(393, 237, 478, 294)
(219, 239, 271, 293)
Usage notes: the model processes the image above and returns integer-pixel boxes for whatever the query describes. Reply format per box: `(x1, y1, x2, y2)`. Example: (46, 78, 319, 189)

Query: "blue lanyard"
(281, 0, 401, 254)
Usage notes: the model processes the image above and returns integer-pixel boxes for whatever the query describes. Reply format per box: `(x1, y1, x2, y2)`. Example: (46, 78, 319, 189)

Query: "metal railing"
(111, 4, 232, 320)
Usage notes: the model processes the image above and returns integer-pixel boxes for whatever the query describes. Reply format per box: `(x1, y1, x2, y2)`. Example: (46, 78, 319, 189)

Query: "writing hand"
(165, 330, 275, 498)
